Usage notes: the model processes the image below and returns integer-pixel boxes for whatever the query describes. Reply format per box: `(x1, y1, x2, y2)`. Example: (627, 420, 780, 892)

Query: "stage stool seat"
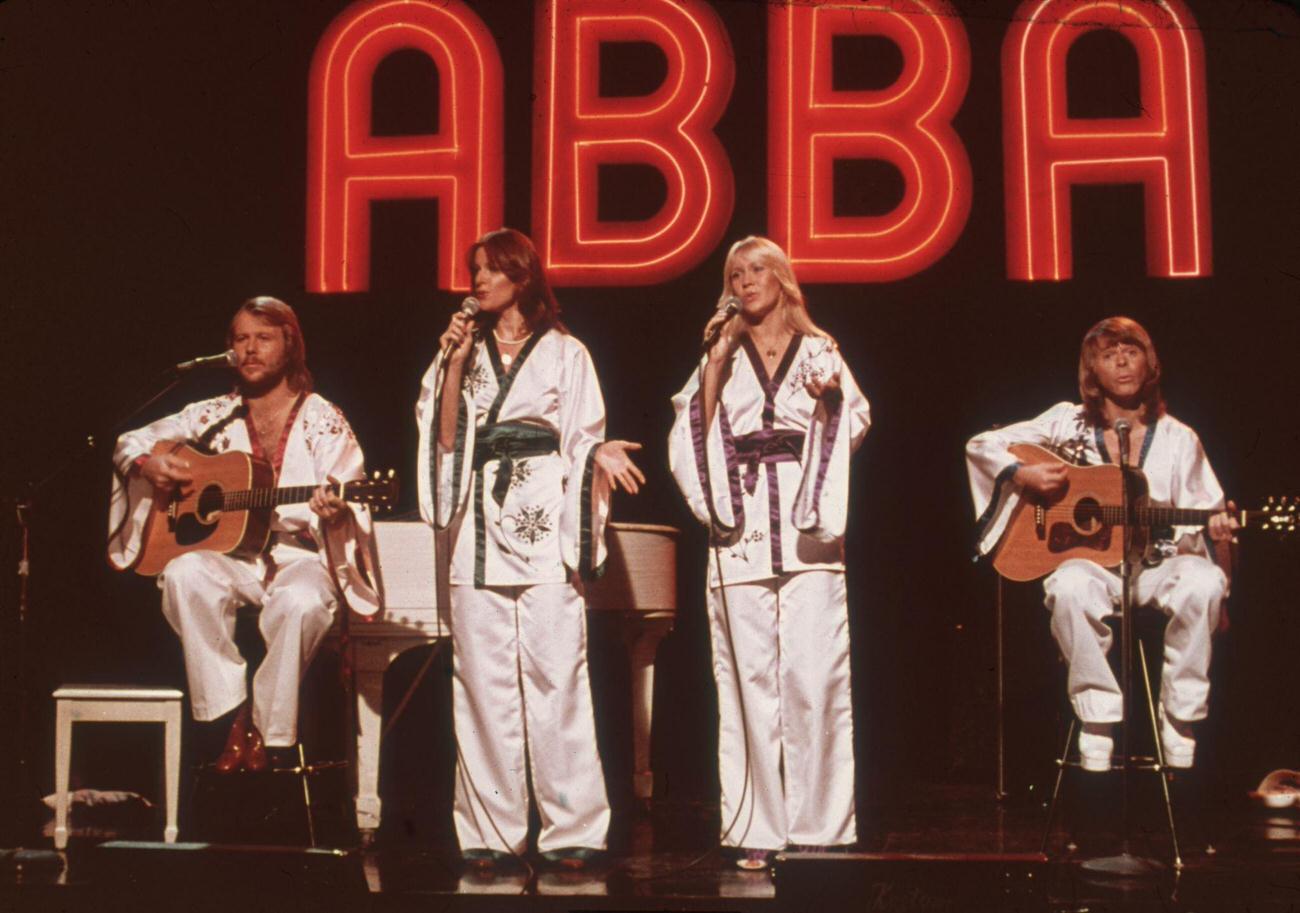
(52, 685, 183, 849)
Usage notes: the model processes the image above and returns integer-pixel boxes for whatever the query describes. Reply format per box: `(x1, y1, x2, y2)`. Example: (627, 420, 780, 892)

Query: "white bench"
(52, 685, 183, 849)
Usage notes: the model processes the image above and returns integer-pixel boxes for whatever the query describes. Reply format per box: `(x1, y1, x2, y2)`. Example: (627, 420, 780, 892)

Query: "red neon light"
(769, 0, 971, 283)
(1003, 0, 1211, 280)
(532, 0, 735, 286)
(307, 0, 504, 293)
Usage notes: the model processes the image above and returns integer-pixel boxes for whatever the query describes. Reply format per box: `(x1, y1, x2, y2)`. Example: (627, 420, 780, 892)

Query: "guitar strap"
(193, 402, 246, 453)
(242, 392, 308, 583)
(243, 392, 307, 481)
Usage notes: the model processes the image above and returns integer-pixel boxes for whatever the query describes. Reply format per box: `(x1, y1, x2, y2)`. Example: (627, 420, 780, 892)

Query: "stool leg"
(1040, 716, 1077, 857)
(54, 702, 72, 850)
(298, 744, 317, 848)
(164, 702, 181, 843)
(1139, 642, 1182, 869)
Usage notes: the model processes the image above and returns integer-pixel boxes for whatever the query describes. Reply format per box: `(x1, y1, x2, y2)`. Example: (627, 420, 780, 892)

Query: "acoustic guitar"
(129, 442, 398, 576)
(991, 443, 1294, 582)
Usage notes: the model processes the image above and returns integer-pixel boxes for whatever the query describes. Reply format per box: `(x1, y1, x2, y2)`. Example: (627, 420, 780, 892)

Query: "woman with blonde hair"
(668, 236, 871, 869)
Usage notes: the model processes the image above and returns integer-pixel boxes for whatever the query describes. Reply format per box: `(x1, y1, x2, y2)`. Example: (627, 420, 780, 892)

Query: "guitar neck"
(221, 483, 349, 512)
(1102, 505, 1239, 527)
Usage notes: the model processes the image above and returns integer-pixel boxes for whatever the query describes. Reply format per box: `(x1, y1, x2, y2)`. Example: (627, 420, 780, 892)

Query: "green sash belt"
(472, 421, 560, 506)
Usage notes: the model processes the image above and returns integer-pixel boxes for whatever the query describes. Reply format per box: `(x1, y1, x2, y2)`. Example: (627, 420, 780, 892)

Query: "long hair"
(466, 228, 564, 334)
(720, 236, 830, 341)
(227, 296, 314, 393)
(1078, 316, 1164, 427)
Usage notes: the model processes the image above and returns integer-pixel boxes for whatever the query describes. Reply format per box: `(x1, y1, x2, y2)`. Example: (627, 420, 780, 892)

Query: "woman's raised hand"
(438, 311, 476, 366)
(702, 308, 738, 364)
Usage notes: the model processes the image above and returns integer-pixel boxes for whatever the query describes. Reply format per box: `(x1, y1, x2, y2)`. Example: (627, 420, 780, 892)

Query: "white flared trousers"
(158, 550, 337, 746)
(450, 582, 609, 854)
(1043, 555, 1226, 724)
(706, 569, 857, 850)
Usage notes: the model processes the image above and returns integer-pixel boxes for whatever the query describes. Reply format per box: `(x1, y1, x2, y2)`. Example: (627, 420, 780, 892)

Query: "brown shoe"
(214, 705, 251, 774)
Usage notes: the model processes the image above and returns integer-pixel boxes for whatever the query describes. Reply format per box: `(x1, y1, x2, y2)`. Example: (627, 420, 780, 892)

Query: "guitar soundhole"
(196, 485, 224, 524)
(172, 486, 223, 547)
(1073, 497, 1102, 533)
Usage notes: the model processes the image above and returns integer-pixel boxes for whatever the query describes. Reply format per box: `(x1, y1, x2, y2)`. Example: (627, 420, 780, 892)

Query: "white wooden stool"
(52, 685, 183, 849)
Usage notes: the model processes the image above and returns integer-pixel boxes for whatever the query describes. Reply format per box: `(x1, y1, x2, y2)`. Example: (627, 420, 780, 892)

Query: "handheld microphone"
(702, 296, 741, 353)
(1114, 419, 1132, 467)
(441, 296, 481, 359)
(174, 350, 236, 373)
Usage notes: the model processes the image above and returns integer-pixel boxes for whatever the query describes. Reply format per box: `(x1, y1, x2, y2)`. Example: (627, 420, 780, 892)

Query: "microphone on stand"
(441, 296, 481, 360)
(701, 296, 741, 353)
(174, 350, 236, 373)
(1114, 419, 1132, 467)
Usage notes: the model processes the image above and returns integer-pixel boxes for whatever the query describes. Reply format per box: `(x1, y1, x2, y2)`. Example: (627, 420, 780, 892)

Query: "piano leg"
(621, 612, 674, 806)
(350, 636, 445, 835)
(352, 645, 390, 835)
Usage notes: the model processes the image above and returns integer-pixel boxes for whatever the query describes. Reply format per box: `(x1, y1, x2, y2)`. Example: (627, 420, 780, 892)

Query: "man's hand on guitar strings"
(1014, 462, 1069, 497)
(139, 452, 193, 493)
(309, 477, 349, 525)
(1208, 500, 1241, 543)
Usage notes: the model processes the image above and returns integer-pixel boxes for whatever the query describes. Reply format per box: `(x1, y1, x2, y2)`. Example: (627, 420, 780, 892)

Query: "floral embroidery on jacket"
(506, 505, 553, 545)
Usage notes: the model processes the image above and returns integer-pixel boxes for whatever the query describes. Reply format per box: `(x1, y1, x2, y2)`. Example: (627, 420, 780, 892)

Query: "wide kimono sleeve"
(415, 349, 476, 530)
(108, 402, 213, 571)
(792, 347, 871, 542)
(557, 340, 611, 580)
(307, 403, 382, 618)
(965, 401, 1078, 556)
(1169, 425, 1226, 559)
(667, 360, 742, 536)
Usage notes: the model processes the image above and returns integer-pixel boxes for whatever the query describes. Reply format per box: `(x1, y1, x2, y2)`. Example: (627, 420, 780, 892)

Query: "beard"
(237, 361, 291, 397)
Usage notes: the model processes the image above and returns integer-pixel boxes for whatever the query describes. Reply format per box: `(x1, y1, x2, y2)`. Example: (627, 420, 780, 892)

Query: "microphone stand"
(1081, 421, 1166, 877)
(3, 363, 199, 862)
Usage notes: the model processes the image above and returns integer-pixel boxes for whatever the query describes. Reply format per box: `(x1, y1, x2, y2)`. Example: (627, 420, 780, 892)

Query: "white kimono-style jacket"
(669, 334, 871, 588)
(108, 391, 381, 616)
(415, 329, 610, 587)
(966, 401, 1226, 560)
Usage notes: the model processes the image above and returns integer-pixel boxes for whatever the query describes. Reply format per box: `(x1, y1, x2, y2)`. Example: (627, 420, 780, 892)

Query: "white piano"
(341, 520, 679, 834)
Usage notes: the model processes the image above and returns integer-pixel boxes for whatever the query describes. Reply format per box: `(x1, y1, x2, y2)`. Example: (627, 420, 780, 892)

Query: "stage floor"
(5, 779, 1300, 912)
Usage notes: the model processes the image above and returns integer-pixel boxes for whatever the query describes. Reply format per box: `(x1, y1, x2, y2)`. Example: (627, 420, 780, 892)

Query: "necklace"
(493, 327, 531, 367)
(754, 333, 789, 360)
(493, 328, 532, 344)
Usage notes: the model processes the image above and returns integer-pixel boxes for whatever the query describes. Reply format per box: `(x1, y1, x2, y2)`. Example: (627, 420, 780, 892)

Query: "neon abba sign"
(307, 0, 1211, 292)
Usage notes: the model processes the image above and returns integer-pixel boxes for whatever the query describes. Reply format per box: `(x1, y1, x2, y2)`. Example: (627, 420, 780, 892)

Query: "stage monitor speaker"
(773, 851, 1048, 911)
(88, 840, 367, 902)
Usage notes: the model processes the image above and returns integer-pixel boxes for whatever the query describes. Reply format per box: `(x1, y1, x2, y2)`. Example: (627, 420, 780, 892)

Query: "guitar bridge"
(1034, 504, 1046, 540)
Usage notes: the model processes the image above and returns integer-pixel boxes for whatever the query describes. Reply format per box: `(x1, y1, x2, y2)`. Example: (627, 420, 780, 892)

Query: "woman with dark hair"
(966, 316, 1237, 774)
(668, 236, 871, 870)
(415, 228, 643, 870)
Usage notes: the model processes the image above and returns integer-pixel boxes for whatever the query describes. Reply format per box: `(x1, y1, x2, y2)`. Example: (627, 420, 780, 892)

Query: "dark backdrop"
(2, 0, 1298, 842)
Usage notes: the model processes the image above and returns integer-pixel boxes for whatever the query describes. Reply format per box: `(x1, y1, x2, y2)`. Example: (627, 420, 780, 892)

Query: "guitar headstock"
(345, 470, 400, 513)
(1257, 496, 1298, 535)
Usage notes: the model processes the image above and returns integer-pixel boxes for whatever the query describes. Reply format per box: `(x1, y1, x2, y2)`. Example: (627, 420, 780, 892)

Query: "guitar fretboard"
(220, 484, 349, 512)
(1044, 505, 1246, 528)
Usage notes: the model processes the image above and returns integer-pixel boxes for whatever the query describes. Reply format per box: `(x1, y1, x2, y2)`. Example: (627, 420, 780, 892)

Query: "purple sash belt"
(733, 429, 805, 495)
